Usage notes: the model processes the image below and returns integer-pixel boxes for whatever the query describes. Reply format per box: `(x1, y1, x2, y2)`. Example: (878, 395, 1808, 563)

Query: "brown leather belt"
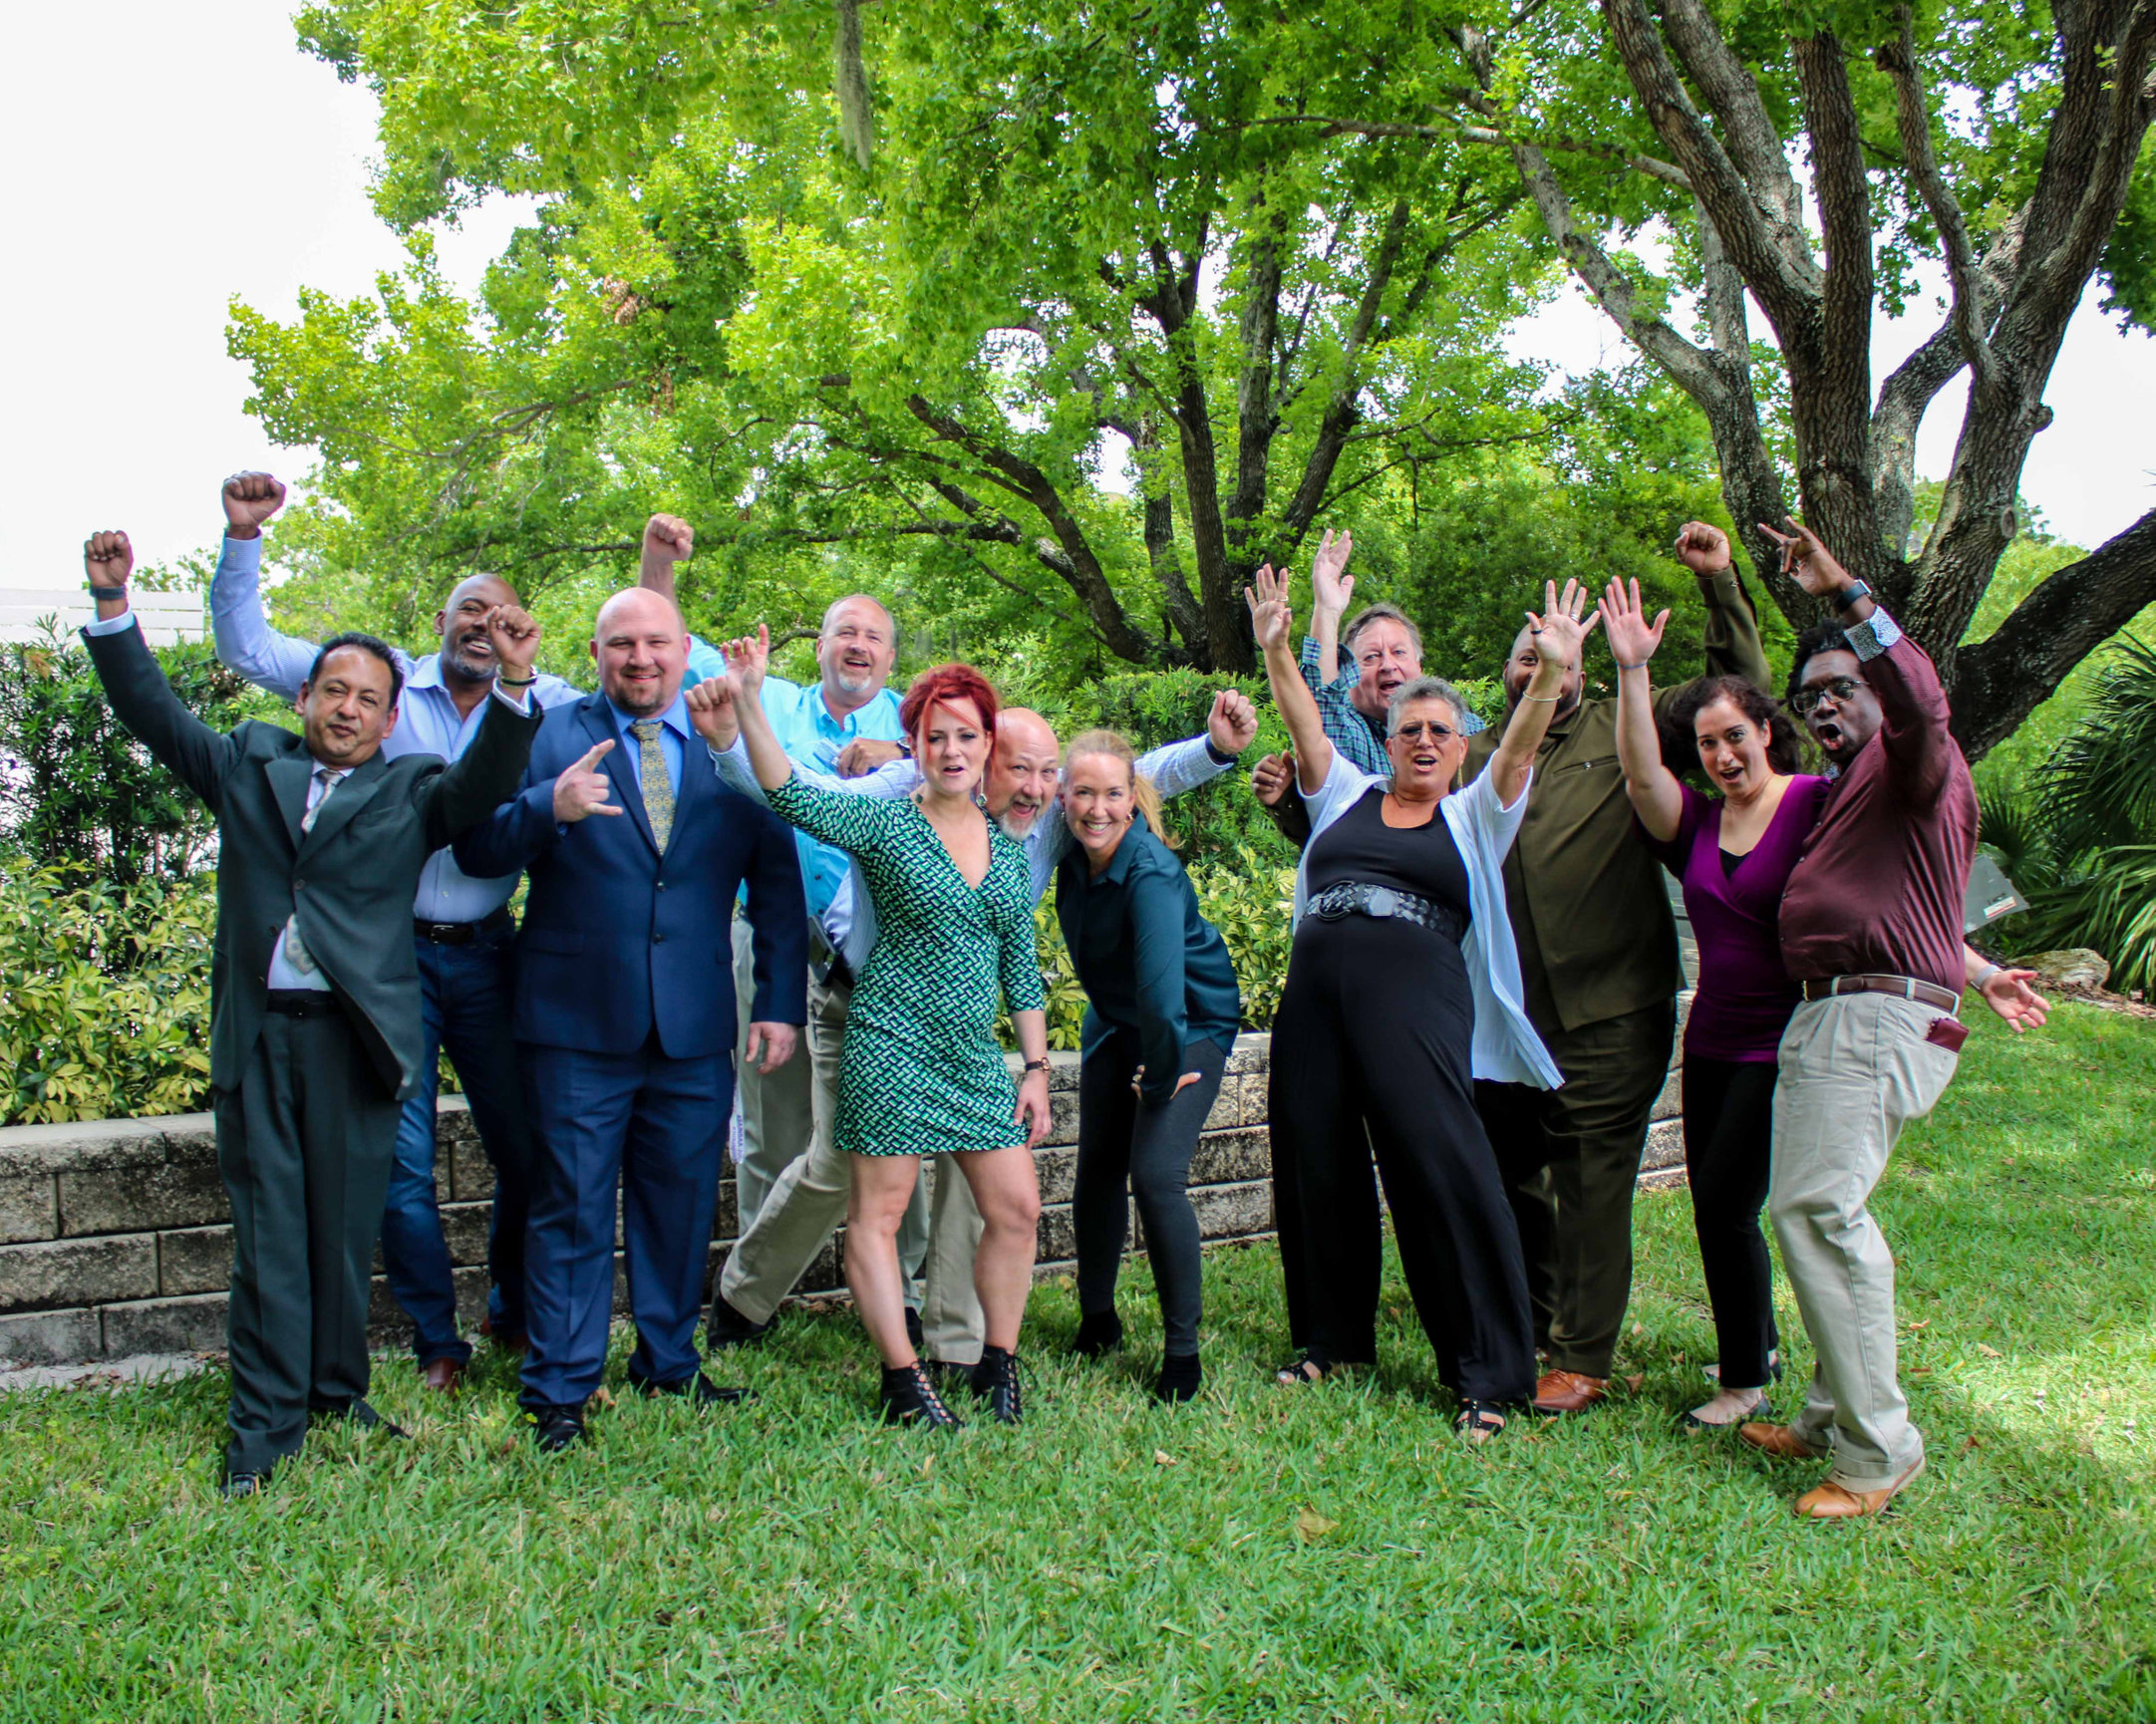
(1801, 973, 1960, 1014)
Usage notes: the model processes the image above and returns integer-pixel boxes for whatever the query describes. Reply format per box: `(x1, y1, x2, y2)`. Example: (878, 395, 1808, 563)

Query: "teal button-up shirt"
(758, 673, 908, 924)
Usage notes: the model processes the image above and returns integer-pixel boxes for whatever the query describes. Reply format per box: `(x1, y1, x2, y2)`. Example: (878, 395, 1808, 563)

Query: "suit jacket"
(453, 692, 807, 1057)
(84, 618, 540, 1099)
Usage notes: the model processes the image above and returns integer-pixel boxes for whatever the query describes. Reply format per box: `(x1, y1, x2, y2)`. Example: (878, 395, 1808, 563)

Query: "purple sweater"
(1644, 776, 1832, 1062)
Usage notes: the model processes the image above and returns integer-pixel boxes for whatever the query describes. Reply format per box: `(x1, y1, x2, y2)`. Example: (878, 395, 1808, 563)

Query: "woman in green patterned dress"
(707, 630, 1052, 1428)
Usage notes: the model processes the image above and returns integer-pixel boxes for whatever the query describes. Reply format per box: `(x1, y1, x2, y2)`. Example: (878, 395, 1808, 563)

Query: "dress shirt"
(208, 532, 724, 923)
(1299, 637, 1487, 775)
(751, 674, 909, 927)
(713, 733, 1234, 972)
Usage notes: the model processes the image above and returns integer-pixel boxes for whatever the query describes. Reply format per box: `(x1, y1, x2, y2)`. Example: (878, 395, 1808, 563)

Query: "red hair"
(899, 663, 1000, 745)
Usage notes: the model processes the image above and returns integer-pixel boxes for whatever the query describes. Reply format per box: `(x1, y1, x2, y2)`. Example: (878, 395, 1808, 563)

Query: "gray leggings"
(1073, 1032, 1229, 1355)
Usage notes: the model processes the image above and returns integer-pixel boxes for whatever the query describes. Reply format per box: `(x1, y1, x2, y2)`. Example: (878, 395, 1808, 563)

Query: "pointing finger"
(571, 738, 617, 772)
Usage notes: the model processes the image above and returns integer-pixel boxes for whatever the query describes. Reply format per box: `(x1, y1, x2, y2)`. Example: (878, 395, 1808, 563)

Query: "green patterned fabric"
(767, 773, 1047, 1156)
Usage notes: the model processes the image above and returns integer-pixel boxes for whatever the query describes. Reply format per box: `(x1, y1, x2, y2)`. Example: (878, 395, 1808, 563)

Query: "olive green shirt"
(1464, 569, 1770, 1039)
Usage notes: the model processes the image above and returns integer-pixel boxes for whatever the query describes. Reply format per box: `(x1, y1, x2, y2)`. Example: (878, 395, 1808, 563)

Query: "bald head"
(816, 593, 898, 716)
(1503, 620, 1584, 718)
(591, 586, 690, 717)
(985, 707, 1063, 838)
(434, 571, 522, 684)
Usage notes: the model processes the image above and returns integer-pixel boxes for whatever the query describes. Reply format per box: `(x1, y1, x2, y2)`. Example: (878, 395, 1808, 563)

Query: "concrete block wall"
(0, 1015, 1690, 1367)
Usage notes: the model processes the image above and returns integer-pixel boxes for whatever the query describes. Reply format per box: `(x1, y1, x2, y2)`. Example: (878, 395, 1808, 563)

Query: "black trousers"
(1680, 1056, 1780, 1389)
(211, 1008, 401, 1478)
(1074, 1032, 1229, 1356)
(1475, 1000, 1677, 1379)
(1269, 916, 1535, 1404)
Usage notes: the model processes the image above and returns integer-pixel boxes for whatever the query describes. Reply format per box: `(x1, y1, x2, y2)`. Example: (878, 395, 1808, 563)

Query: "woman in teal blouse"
(1055, 729, 1241, 1402)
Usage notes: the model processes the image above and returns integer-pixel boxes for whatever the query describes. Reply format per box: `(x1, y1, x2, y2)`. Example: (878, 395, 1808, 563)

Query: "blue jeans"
(382, 924, 534, 1366)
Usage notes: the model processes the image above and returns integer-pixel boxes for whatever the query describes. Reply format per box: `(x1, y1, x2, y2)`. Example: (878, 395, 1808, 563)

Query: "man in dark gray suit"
(79, 528, 543, 1498)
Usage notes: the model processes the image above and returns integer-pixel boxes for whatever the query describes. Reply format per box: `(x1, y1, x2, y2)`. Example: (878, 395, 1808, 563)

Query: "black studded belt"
(1306, 881, 1465, 943)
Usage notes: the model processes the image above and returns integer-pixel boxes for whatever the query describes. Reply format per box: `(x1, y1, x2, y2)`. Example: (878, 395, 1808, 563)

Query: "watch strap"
(89, 585, 128, 602)
(1835, 580, 1873, 612)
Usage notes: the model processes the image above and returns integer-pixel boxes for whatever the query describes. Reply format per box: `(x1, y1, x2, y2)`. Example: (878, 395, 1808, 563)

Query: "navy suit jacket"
(455, 692, 806, 1057)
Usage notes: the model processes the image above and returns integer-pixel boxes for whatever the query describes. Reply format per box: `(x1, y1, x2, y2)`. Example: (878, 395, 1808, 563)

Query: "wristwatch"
(1835, 580, 1873, 612)
(1022, 1057, 1052, 1073)
(89, 586, 128, 601)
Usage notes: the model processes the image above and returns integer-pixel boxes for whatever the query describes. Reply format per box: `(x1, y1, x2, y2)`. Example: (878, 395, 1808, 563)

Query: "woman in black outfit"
(1056, 729, 1242, 1402)
(1247, 562, 1588, 1439)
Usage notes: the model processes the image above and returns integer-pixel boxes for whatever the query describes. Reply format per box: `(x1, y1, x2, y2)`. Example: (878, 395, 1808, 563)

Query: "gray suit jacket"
(84, 619, 540, 1099)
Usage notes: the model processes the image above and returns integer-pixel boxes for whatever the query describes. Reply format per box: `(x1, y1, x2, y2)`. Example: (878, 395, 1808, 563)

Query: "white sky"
(6, 0, 2152, 604)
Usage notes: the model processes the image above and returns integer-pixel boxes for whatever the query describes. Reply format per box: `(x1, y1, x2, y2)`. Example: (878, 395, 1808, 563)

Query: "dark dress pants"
(1074, 1032, 1229, 1356)
(1269, 917, 1535, 1404)
(212, 1008, 401, 1479)
(1475, 1000, 1677, 1380)
(381, 922, 534, 1365)
(1681, 1056, 1780, 1390)
(517, 1033, 733, 1411)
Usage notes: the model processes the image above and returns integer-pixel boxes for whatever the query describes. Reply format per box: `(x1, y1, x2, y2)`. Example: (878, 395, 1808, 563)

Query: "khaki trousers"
(726, 917, 985, 1360)
(1770, 993, 1958, 1491)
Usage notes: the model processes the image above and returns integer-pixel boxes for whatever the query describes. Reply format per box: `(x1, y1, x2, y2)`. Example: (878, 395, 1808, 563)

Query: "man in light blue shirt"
(208, 470, 719, 1391)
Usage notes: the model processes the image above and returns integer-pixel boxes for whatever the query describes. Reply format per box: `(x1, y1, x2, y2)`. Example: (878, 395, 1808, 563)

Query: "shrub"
(0, 867, 217, 1124)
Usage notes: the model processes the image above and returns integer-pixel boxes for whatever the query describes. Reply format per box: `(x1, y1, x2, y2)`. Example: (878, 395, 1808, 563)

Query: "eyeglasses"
(1392, 720, 1456, 742)
(1790, 676, 1863, 718)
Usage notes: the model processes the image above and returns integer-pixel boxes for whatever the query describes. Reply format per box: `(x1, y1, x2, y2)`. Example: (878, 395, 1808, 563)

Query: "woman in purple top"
(1601, 577, 1831, 1429)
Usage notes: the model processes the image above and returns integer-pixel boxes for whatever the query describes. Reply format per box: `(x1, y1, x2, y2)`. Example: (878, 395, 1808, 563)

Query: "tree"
(256, 0, 1592, 675)
(1287, 0, 2156, 757)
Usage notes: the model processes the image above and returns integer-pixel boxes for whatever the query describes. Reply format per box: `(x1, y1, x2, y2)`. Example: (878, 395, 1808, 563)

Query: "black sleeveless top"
(1306, 786, 1471, 922)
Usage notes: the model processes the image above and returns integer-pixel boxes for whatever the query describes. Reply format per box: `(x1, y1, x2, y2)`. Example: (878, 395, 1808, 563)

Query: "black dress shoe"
(529, 1404, 586, 1453)
(968, 1345, 1025, 1425)
(879, 1361, 963, 1429)
(634, 1372, 753, 1409)
(1071, 1309, 1124, 1358)
(707, 1294, 774, 1350)
(1153, 1351, 1203, 1404)
(311, 1398, 411, 1439)
(219, 1472, 265, 1500)
(904, 1306, 926, 1352)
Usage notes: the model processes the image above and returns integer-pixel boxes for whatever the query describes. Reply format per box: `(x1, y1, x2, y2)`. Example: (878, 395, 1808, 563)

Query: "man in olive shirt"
(1468, 522, 1770, 1415)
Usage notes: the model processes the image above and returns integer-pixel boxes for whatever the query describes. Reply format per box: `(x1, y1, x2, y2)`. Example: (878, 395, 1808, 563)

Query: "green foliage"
(0, 624, 276, 888)
(0, 868, 217, 1125)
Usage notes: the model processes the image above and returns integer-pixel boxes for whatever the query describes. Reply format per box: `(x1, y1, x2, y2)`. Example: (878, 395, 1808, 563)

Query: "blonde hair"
(1062, 728, 1177, 849)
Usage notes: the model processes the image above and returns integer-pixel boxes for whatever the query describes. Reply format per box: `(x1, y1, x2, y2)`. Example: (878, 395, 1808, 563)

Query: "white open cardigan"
(1292, 750, 1563, 1090)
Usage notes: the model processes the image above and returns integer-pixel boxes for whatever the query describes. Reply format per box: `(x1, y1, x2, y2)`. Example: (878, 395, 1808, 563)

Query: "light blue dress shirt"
(209, 533, 724, 923)
(752, 673, 908, 928)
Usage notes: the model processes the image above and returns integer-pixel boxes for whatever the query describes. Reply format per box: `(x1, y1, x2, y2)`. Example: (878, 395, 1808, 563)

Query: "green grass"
(3, 1005, 2153, 1722)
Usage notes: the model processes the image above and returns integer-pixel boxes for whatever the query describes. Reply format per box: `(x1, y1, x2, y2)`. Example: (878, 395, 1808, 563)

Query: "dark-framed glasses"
(1393, 719, 1456, 742)
(1791, 676, 1863, 718)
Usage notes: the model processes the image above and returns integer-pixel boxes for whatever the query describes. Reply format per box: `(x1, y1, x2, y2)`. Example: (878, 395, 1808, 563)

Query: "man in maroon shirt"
(1742, 521, 2045, 1519)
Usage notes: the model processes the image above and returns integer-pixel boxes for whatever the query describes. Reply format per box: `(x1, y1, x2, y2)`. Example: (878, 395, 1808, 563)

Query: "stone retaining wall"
(0, 1021, 1687, 1367)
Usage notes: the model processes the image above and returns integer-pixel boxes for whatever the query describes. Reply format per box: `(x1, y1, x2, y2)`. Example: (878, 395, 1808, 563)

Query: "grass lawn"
(2, 1004, 2152, 1722)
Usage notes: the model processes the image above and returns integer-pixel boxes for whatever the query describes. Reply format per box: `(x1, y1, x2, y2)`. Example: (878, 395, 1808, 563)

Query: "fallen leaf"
(1153, 1449, 1178, 1467)
(1906, 1319, 1930, 1330)
(919, 1453, 935, 1477)
(584, 1386, 617, 1410)
(1623, 1374, 1645, 1394)
(1961, 1435, 1981, 1453)
(1977, 1343, 2002, 1358)
(1295, 1507, 1338, 1541)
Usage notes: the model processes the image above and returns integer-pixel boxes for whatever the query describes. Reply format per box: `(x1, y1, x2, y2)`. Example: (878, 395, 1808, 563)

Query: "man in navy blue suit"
(457, 587, 807, 1451)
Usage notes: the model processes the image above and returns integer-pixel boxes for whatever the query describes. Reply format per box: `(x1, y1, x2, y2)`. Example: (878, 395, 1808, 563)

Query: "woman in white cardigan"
(1248, 562, 1586, 1439)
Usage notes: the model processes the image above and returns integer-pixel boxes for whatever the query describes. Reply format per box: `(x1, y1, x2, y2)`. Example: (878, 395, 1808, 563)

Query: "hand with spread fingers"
(719, 625, 771, 704)
(1522, 578, 1600, 678)
(221, 472, 286, 540)
(1310, 527, 1355, 619)
(552, 739, 624, 824)
(1758, 518, 1852, 599)
(483, 603, 542, 684)
(1243, 564, 1294, 657)
(1978, 967, 2049, 1032)
(1598, 577, 1670, 670)
(1207, 689, 1258, 755)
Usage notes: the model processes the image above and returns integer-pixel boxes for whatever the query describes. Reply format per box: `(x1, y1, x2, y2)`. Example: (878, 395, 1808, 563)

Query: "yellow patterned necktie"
(628, 719, 675, 851)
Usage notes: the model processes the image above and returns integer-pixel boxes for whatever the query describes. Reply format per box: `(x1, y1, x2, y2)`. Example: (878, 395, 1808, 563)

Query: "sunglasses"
(1392, 720, 1456, 742)
(1791, 676, 1863, 718)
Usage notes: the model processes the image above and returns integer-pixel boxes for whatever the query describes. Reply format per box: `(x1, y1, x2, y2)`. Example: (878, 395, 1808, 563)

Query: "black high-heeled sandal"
(1275, 1350, 1336, 1386)
(880, 1362, 963, 1430)
(1454, 1400, 1508, 1444)
(969, 1346, 1025, 1425)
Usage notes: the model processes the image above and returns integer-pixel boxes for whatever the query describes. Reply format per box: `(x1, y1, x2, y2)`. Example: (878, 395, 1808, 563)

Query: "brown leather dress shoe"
(423, 1357, 465, 1395)
(1794, 1456, 1925, 1519)
(1738, 1420, 1823, 1460)
(1532, 1369, 1608, 1414)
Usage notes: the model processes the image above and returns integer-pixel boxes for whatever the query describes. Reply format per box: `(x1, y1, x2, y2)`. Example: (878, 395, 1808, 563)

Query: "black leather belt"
(265, 989, 342, 1017)
(414, 906, 514, 946)
(1801, 973, 1960, 1014)
(1307, 881, 1465, 942)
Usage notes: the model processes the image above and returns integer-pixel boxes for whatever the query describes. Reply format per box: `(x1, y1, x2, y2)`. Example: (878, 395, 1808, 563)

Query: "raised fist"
(84, 530, 135, 594)
(1672, 521, 1731, 577)
(643, 513, 694, 564)
(684, 677, 740, 750)
(1207, 689, 1258, 756)
(552, 739, 623, 824)
(483, 603, 542, 683)
(222, 472, 286, 539)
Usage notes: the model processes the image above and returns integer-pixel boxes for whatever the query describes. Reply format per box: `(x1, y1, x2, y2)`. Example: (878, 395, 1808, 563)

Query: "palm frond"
(2015, 845, 2156, 997)
(2031, 636, 2156, 857)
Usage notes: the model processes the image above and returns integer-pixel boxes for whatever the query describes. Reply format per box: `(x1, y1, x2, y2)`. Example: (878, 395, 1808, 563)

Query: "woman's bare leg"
(847, 1154, 925, 1367)
(954, 1146, 1044, 1352)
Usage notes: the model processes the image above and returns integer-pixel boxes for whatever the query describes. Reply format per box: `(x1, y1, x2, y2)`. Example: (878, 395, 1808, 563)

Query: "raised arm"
(209, 472, 322, 699)
(1307, 529, 1355, 687)
(1599, 577, 1685, 843)
(1244, 563, 1335, 794)
(1485, 581, 1599, 808)
(419, 606, 544, 850)
(1674, 521, 1770, 688)
(80, 531, 241, 810)
(716, 626, 797, 793)
(1136, 690, 1259, 800)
